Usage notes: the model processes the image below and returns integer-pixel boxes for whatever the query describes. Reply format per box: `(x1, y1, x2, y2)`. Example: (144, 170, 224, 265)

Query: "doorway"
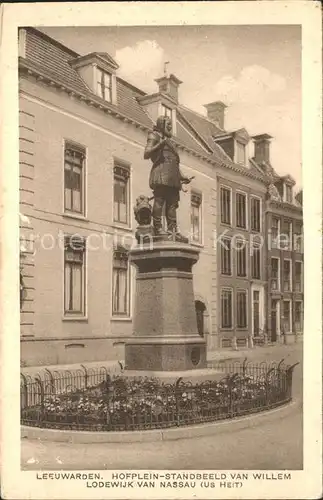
(271, 299, 280, 342)
(252, 290, 260, 337)
(195, 300, 206, 337)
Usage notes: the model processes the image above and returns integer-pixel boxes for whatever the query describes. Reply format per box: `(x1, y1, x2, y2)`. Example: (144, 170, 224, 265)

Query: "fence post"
(175, 377, 183, 426)
(228, 374, 238, 417)
(242, 357, 248, 377)
(80, 364, 88, 389)
(44, 368, 55, 393)
(35, 376, 44, 410)
(20, 373, 28, 409)
(265, 368, 275, 406)
(286, 363, 299, 399)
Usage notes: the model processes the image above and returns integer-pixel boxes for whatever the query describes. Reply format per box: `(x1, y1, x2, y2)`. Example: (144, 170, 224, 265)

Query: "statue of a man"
(144, 115, 191, 241)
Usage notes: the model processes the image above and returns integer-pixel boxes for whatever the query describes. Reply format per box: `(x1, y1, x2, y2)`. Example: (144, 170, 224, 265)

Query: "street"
(21, 343, 303, 470)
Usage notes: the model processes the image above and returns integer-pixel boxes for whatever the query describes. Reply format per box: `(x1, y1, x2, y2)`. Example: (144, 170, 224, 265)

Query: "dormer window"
(69, 52, 118, 105)
(96, 68, 112, 102)
(236, 141, 246, 165)
(214, 128, 249, 166)
(159, 102, 176, 135)
(161, 104, 172, 119)
(285, 184, 293, 203)
(280, 175, 296, 203)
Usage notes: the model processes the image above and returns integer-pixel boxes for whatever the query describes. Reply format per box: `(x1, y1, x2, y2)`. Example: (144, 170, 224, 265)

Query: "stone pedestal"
(125, 241, 207, 371)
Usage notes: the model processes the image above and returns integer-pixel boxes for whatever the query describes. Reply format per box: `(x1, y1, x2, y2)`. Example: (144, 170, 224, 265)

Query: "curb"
(21, 399, 299, 444)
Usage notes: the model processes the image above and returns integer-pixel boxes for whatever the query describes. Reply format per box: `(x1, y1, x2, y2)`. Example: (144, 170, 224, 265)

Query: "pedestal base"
(124, 241, 207, 372)
(125, 337, 206, 371)
(124, 367, 222, 384)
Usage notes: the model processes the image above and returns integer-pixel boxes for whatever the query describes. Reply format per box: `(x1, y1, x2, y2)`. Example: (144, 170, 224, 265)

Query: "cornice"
(137, 91, 177, 108)
(267, 199, 303, 215)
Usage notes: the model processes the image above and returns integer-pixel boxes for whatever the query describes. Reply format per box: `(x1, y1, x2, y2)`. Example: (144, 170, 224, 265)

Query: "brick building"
(19, 28, 302, 366)
(251, 134, 303, 344)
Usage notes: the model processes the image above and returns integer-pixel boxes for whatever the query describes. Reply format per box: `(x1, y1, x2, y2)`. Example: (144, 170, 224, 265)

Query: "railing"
(21, 360, 298, 432)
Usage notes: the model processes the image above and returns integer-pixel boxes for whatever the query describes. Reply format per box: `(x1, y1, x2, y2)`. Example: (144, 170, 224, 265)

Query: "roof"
(70, 52, 119, 71)
(23, 27, 153, 129)
(19, 27, 270, 182)
(251, 158, 301, 209)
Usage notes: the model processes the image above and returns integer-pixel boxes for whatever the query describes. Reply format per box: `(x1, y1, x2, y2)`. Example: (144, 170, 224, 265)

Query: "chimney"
(155, 74, 182, 103)
(203, 101, 227, 129)
(252, 134, 273, 164)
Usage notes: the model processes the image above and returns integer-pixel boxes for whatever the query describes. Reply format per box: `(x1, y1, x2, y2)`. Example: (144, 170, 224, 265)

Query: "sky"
(42, 25, 302, 187)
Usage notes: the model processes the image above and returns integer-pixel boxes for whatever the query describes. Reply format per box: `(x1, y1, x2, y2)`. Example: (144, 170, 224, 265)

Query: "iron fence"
(21, 360, 298, 432)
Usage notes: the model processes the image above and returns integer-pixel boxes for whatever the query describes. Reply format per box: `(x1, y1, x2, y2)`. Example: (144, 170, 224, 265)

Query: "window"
(161, 104, 172, 119)
(283, 259, 291, 291)
(294, 223, 303, 252)
(295, 261, 302, 292)
(112, 248, 130, 316)
(282, 300, 291, 333)
(250, 197, 261, 232)
(64, 236, 86, 316)
(96, 68, 112, 102)
(220, 187, 231, 225)
(221, 288, 232, 328)
(295, 301, 303, 332)
(271, 217, 280, 249)
(64, 143, 85, 214)
(190, 191, 202, 243)
(271, 258, 280, 290)
(236, 240, 247, 277)
(236, 141, 246, 165)
(237, 289, 247, 328)
(285, 185, 293, 203)
(251, 244, 261, 280)
(236, 192, 247, 229)
(281, 219, 292, 250)
(113, 163, 130, 225)
(221, 237, 232, 275)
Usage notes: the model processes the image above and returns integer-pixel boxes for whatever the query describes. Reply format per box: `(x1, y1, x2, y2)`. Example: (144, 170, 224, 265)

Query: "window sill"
(221, 273, 233, 277)
(190, 240, 204, 248)
(111, 316, 132, 322)
(63, 212, 89, 222)
(220, 222, 232, 228)
(62, 316, 88, 322)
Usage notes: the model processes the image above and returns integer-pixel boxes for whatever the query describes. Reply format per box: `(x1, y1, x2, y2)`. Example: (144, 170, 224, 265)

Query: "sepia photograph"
(1, 2, 322, 500)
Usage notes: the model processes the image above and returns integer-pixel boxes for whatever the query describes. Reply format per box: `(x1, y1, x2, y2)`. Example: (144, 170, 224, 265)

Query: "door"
(271, 299, 278, 342)
(195, 300, 206, 337)
(253, 291, 260, 338)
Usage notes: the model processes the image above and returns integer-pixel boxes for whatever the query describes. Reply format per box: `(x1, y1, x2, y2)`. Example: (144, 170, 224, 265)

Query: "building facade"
(251, 135, 304, 344)
(19, 28, 302, 367)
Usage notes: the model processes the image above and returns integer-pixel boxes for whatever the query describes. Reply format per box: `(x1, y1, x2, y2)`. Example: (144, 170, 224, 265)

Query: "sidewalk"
(21, 342, 301, 378)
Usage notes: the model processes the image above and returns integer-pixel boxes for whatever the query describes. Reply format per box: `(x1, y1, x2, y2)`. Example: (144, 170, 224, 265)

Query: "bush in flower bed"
(21, 370, 291, 431)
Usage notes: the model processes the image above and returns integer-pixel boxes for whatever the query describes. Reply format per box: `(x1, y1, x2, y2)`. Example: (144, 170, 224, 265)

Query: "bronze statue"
(144, 115, 192, 242)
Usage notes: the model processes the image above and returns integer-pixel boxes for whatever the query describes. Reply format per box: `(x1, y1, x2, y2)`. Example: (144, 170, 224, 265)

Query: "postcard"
(0, 1, 322, 499)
